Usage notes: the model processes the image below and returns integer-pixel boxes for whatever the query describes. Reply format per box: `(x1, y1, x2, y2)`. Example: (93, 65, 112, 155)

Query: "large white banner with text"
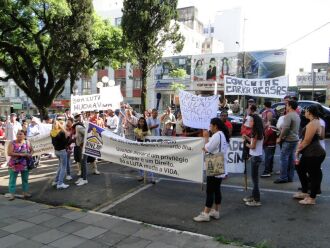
(224, 75, 288, 99)
(179, 90, 218, 129)
(83, 122, 204, 183)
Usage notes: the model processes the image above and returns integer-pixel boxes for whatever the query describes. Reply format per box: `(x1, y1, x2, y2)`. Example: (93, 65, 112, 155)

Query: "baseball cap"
(248, 99, 255, 103)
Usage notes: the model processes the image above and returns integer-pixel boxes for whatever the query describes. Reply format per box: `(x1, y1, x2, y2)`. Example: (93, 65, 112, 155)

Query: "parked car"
(217, 111, 243, 136)
(271, 100, 330, 135)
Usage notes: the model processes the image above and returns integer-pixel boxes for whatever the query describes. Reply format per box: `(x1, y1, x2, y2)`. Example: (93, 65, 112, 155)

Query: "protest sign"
(28, 134, 54, 156)
(179, 90, 218, 129)
(71, 87, 122, 113)
(83, 122, 204, 183)
(27, 123, 53, 156)
(226, 138, 244, 173)
(224, 75, 288, 99)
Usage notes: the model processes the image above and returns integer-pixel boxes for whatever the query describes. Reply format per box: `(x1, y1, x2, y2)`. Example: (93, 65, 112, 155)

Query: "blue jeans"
(55, 149, 68, 185)
(263, 146, 276, 174)
(66, 152, 71, 176)
(251, 156, 262, 201)
(280, 141, 298, 181)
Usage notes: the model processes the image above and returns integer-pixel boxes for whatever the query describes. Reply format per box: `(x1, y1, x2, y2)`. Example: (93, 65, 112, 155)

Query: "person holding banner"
(242, 114, 264, 207)
(134, 117, 155, 183)
(7, 130, 33, 201)
(193, 118, 229, 222)
(123, 109, 138, 140)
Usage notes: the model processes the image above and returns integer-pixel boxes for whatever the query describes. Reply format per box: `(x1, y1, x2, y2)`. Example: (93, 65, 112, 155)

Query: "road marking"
(158, 177, 330, 198)
(95, 182, 157, 212)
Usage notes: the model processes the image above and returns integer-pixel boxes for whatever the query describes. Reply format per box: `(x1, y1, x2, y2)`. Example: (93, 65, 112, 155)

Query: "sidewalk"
(0, 195, 238, 248)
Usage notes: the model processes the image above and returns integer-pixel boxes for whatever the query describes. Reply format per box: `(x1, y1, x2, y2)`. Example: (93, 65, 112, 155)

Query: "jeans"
(66, 152, 71, 176)
(251, 156, 262, 201)
(139, 170, 154, 180)
(263, 146, 276, 173)
(280, 141, 298, 181)
(296, 155, 325, 198)
(55, 149, 68, 185)
(205, 176, 223, 208)
(8, 169, 29, 193)
(80, 154, 88, 180)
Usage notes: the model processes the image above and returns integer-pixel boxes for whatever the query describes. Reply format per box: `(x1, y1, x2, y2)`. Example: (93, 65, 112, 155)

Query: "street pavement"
(0, 140, 330, 247)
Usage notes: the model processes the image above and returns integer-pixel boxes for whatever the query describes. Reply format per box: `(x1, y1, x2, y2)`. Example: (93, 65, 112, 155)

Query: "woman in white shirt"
(242, 114, 264, 207)
(193, 118, 230, 222)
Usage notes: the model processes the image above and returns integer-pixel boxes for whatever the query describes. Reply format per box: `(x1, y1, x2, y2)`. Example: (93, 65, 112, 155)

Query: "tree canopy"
(121, 0, 185, 112)
(0, 0, 129, 118)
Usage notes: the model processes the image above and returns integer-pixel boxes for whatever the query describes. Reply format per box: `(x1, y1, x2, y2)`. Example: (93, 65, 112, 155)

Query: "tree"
(0, 86, 4, 97)
(0, 0, 129, 118)
(169, 69, 186, 106)
(121, 0, 185, 112)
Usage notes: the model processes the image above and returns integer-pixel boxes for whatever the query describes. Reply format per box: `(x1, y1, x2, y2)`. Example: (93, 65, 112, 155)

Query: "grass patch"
(255, 240, 272, 248)
(214, 235, 244, 246)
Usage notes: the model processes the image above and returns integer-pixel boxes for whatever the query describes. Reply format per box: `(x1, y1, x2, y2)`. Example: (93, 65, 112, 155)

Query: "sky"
(93, 0, 330, 84)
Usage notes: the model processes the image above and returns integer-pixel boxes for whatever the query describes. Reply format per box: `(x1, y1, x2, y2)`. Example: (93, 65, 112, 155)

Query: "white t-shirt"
(5, 121, 22, 140)
(147, 117, 160, 136)
(205, 131, 228, 178)
(249, 137, 264, 156)
(319, 118, 326, 150)
(277, 116, 285, 130)
(106, 115, 119, 132)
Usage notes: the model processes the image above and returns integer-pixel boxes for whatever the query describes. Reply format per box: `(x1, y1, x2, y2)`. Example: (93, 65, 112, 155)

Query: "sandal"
(293, 192, 309, 199)
(299, 197, 316, 205)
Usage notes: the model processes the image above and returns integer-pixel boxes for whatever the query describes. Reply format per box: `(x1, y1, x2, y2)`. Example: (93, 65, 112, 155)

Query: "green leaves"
(121, 0, 184, 111)
(0, 0, 130, 118)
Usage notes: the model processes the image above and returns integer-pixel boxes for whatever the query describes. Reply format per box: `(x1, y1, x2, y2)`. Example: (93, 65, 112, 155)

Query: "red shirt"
(224, 120, 233, 130)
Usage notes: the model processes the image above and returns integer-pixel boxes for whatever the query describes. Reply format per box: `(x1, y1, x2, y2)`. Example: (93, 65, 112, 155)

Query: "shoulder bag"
(205, 133, 225, 176)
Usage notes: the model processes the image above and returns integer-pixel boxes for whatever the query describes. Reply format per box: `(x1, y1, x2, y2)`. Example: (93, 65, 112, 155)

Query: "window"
(16, 88, 20, 97)
(210, 27, 214, 33)
(115, 17, 122, 26)
(133, 78, 141, 89)
(82, 80, 91, 95)
(116, 79, 126, 90)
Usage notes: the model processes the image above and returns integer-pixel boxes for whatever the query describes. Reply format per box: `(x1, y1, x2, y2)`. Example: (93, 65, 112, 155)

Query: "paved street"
(0, 140, 330, 247)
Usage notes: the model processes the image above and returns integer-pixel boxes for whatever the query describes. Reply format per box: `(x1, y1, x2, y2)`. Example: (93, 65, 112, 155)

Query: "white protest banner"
(100, 85, 123, 110)
(71, 90, 122, 113)
(27, 123, 53, 156)
(28, 134, 54, 156)
(179, 90, 218, 129)
(224, 75, 288, 99)
(226, 138, 244, 173)
(83, 122, 204, 183)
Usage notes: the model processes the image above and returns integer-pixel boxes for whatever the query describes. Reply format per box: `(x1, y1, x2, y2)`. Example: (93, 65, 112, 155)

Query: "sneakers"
(193, 212, 210, 222)
(76, 179, 88, 186)
(93, 169, 100, 175)
(245, 200, 262, 207)
(8, 193, 15, 201)
(51, 181, 58, 187)
(66, 175, 73, 180)
(57, 183, 70, 190)
(243, 196, 254, 202)
(75, 178, 82, 184)
(260, 173, 271, 178)
(209, 209, 220, 220)
(299, 197, 316, 205)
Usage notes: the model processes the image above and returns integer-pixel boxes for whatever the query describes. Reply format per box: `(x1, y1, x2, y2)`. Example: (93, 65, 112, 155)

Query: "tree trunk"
(140, 69, 147, 113)
(38, 106, 49, 121)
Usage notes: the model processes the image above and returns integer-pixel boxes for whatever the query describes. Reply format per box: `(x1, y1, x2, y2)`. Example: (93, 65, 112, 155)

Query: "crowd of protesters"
(0, 97, 327, 217)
